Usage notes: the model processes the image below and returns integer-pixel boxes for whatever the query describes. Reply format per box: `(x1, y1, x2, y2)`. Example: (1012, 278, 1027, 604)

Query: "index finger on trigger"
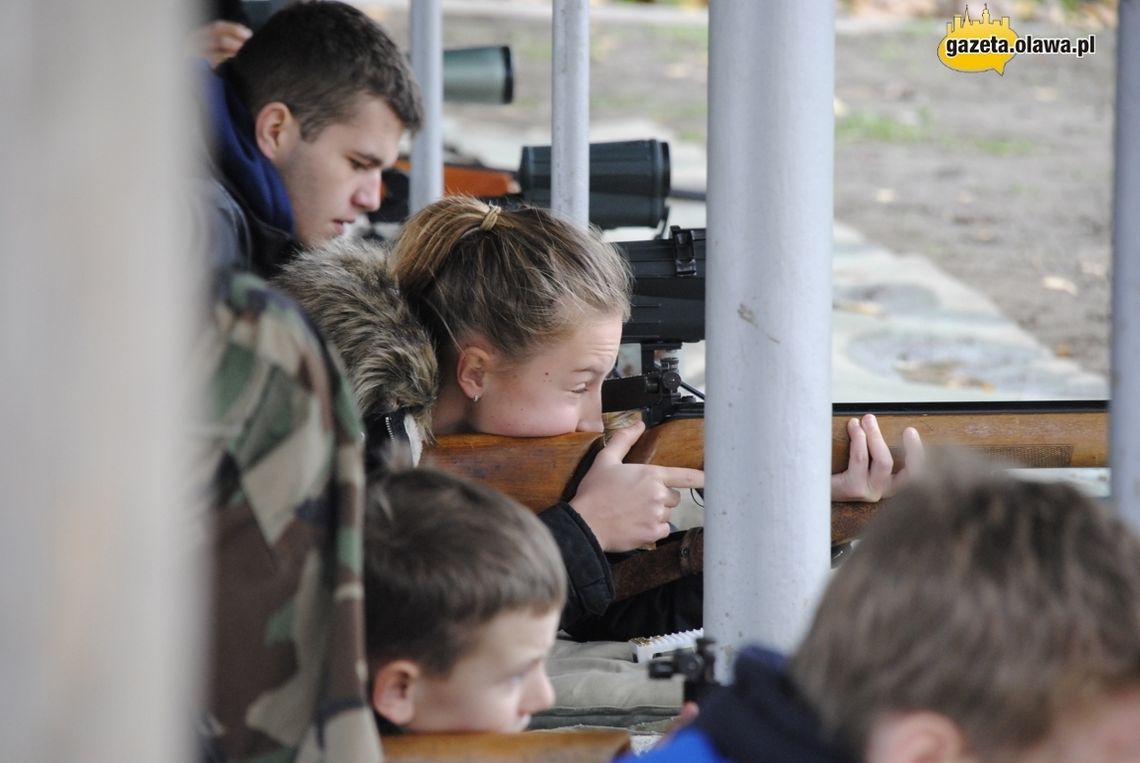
(660, 466, 704, 489)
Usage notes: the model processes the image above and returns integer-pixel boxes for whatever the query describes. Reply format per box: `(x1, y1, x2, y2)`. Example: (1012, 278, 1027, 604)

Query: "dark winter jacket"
(623, 646, 857, 763)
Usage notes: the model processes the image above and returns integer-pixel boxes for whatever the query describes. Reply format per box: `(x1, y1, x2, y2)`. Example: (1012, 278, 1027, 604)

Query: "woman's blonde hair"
(391, 196, 631, 361)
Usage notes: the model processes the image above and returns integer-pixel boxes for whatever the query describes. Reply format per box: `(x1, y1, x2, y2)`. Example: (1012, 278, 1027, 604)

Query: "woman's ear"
(864, 711, 972, 763)
(253, 101, 299, 164)
(370, 660, 421, 727)
(454, 344, 493, 402)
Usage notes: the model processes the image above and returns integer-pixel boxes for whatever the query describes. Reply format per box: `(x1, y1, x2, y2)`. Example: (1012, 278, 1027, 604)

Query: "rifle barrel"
(422, 401, 1109, 546)
(835, 400, 1108, 470)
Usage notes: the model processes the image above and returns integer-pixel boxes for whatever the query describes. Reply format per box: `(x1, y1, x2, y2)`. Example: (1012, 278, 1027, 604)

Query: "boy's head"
(791, 462, 1140, 763)
(225, 1, 423, 246)
(363, 465, 566, 733)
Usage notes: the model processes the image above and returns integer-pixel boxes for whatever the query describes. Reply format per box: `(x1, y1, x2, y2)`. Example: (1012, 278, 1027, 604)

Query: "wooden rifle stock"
(422, 401, 1108, 546)
(381, 729, 631, 763)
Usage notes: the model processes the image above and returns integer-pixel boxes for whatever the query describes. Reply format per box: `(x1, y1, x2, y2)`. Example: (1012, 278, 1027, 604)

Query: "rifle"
(422, 225, 1109, 544)
(381, 728, 631, 763)
(422, 368, 1109, 546)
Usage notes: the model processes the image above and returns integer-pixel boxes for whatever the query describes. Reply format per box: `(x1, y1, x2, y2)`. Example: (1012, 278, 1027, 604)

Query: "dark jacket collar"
(694, 646, 857, 763)
(204, 60, 295, 238)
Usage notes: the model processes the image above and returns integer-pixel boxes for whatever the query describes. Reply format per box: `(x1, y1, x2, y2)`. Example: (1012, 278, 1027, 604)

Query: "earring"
(472, 394, 481, 403)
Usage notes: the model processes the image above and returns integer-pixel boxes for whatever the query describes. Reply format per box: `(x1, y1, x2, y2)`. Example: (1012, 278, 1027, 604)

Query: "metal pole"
(1112, 0, 1140, 527)
(704, 1, 835, 669)
(0, 1, 196, 760)
(410, 0, 443, 213)
(551, 0, 589, 225)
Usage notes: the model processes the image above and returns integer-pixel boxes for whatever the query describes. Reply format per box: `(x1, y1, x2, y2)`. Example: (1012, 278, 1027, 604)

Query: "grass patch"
(878, 41, 905, 62)
(515, 39, 553, 64)
(678, 127, 706, 144)
(662, 100, 707, 120)
(968, 135, 1038, 156)
(593, 93, 650, 110)
(836, 111, 930, 143)
(655, 24, 709, 48)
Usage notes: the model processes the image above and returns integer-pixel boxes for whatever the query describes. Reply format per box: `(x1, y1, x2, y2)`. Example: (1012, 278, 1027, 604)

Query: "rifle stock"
(421, 431, 602, 510)
(422, 401, 1108, 546)
(381, 729, 631, 763)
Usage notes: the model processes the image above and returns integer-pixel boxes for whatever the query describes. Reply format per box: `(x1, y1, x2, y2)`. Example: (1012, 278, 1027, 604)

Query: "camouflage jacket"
(198, 271, 381, 763)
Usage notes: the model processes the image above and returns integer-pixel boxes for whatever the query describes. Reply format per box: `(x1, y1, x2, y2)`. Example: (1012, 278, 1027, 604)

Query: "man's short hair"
(363, 463, 567, 676)
(225, 1, 423, 139)
(791, 460, 1140, 761)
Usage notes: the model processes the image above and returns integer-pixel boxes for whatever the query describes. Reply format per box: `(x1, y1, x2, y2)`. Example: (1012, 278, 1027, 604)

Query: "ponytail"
(391, 196, 631, 361)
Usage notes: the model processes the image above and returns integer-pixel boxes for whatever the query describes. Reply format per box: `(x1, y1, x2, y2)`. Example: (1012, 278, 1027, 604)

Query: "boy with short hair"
(632, 462, 1140, 763)
(363, 465, 567, 733)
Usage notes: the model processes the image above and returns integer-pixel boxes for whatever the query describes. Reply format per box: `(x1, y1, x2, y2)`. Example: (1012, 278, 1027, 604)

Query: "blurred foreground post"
(552, 0, 590, 225)
(0, 1, 198, 760)
(1112, 0, 1140, 528)
(705, 1, 835, 673)
(410, 0, 443, 213)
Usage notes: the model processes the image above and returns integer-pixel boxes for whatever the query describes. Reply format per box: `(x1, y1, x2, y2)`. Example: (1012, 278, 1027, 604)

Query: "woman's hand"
(831, 414, 924, 502)
(569, 421, 705, 552)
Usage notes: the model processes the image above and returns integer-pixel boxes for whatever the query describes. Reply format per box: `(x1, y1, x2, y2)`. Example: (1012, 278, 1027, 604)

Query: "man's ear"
(864, 711, 971, 763)
(370, 660, 421, 727)
(253, 101, 299, 164)
(455, 343, 494, 402)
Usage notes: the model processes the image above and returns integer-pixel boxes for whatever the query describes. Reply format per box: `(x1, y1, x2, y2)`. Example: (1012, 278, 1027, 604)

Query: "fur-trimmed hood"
(273, 238, 438, 450)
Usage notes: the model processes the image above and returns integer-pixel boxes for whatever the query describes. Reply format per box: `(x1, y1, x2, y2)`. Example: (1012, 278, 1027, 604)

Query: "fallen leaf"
(1042, 275, 1078, 295)
(833, 299, 884, 316)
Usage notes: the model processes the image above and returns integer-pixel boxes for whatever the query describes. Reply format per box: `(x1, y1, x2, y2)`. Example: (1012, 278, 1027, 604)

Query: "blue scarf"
(202, 60, 295, 235)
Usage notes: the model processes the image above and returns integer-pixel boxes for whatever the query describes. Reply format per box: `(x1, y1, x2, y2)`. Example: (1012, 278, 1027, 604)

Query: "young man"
(202, 1, 422, 277)
(631, 462, 1140, 763)
(362, 464, 566, 733)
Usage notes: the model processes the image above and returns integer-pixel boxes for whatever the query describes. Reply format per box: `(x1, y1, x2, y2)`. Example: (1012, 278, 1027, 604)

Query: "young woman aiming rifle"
(275, 196, 920, 640)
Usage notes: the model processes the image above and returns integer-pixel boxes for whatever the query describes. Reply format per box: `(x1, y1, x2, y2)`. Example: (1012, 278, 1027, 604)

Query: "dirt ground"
(367, 3, 1116, 380)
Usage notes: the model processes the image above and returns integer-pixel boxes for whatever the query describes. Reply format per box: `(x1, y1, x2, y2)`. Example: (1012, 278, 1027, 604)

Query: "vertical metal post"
(1112, 0, 1140, 527)
(704, 1, 835, 669)
(551, 0, 590, 225)
(0, 1, 196, 760)
(410, 0, 443, 213)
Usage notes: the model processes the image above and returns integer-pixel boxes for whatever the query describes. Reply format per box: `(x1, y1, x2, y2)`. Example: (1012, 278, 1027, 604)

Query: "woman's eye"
(572, 386, 588, 395)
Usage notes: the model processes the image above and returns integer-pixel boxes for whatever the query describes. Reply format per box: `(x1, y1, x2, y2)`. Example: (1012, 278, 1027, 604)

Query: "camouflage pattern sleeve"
(198, 271, 382, 763)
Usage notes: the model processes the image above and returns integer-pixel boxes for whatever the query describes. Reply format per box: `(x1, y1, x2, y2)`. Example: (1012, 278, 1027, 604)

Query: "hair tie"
(479, 204, 502, 231)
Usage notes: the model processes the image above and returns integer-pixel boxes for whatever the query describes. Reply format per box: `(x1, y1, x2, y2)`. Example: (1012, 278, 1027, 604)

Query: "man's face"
(273, 95, 403, 246)
(467, 315, 624, 438)
(405, 607, 560, 733)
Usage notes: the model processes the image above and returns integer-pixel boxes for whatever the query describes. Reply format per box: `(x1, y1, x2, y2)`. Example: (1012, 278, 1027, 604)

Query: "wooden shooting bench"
(381, 728, 632, 763)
